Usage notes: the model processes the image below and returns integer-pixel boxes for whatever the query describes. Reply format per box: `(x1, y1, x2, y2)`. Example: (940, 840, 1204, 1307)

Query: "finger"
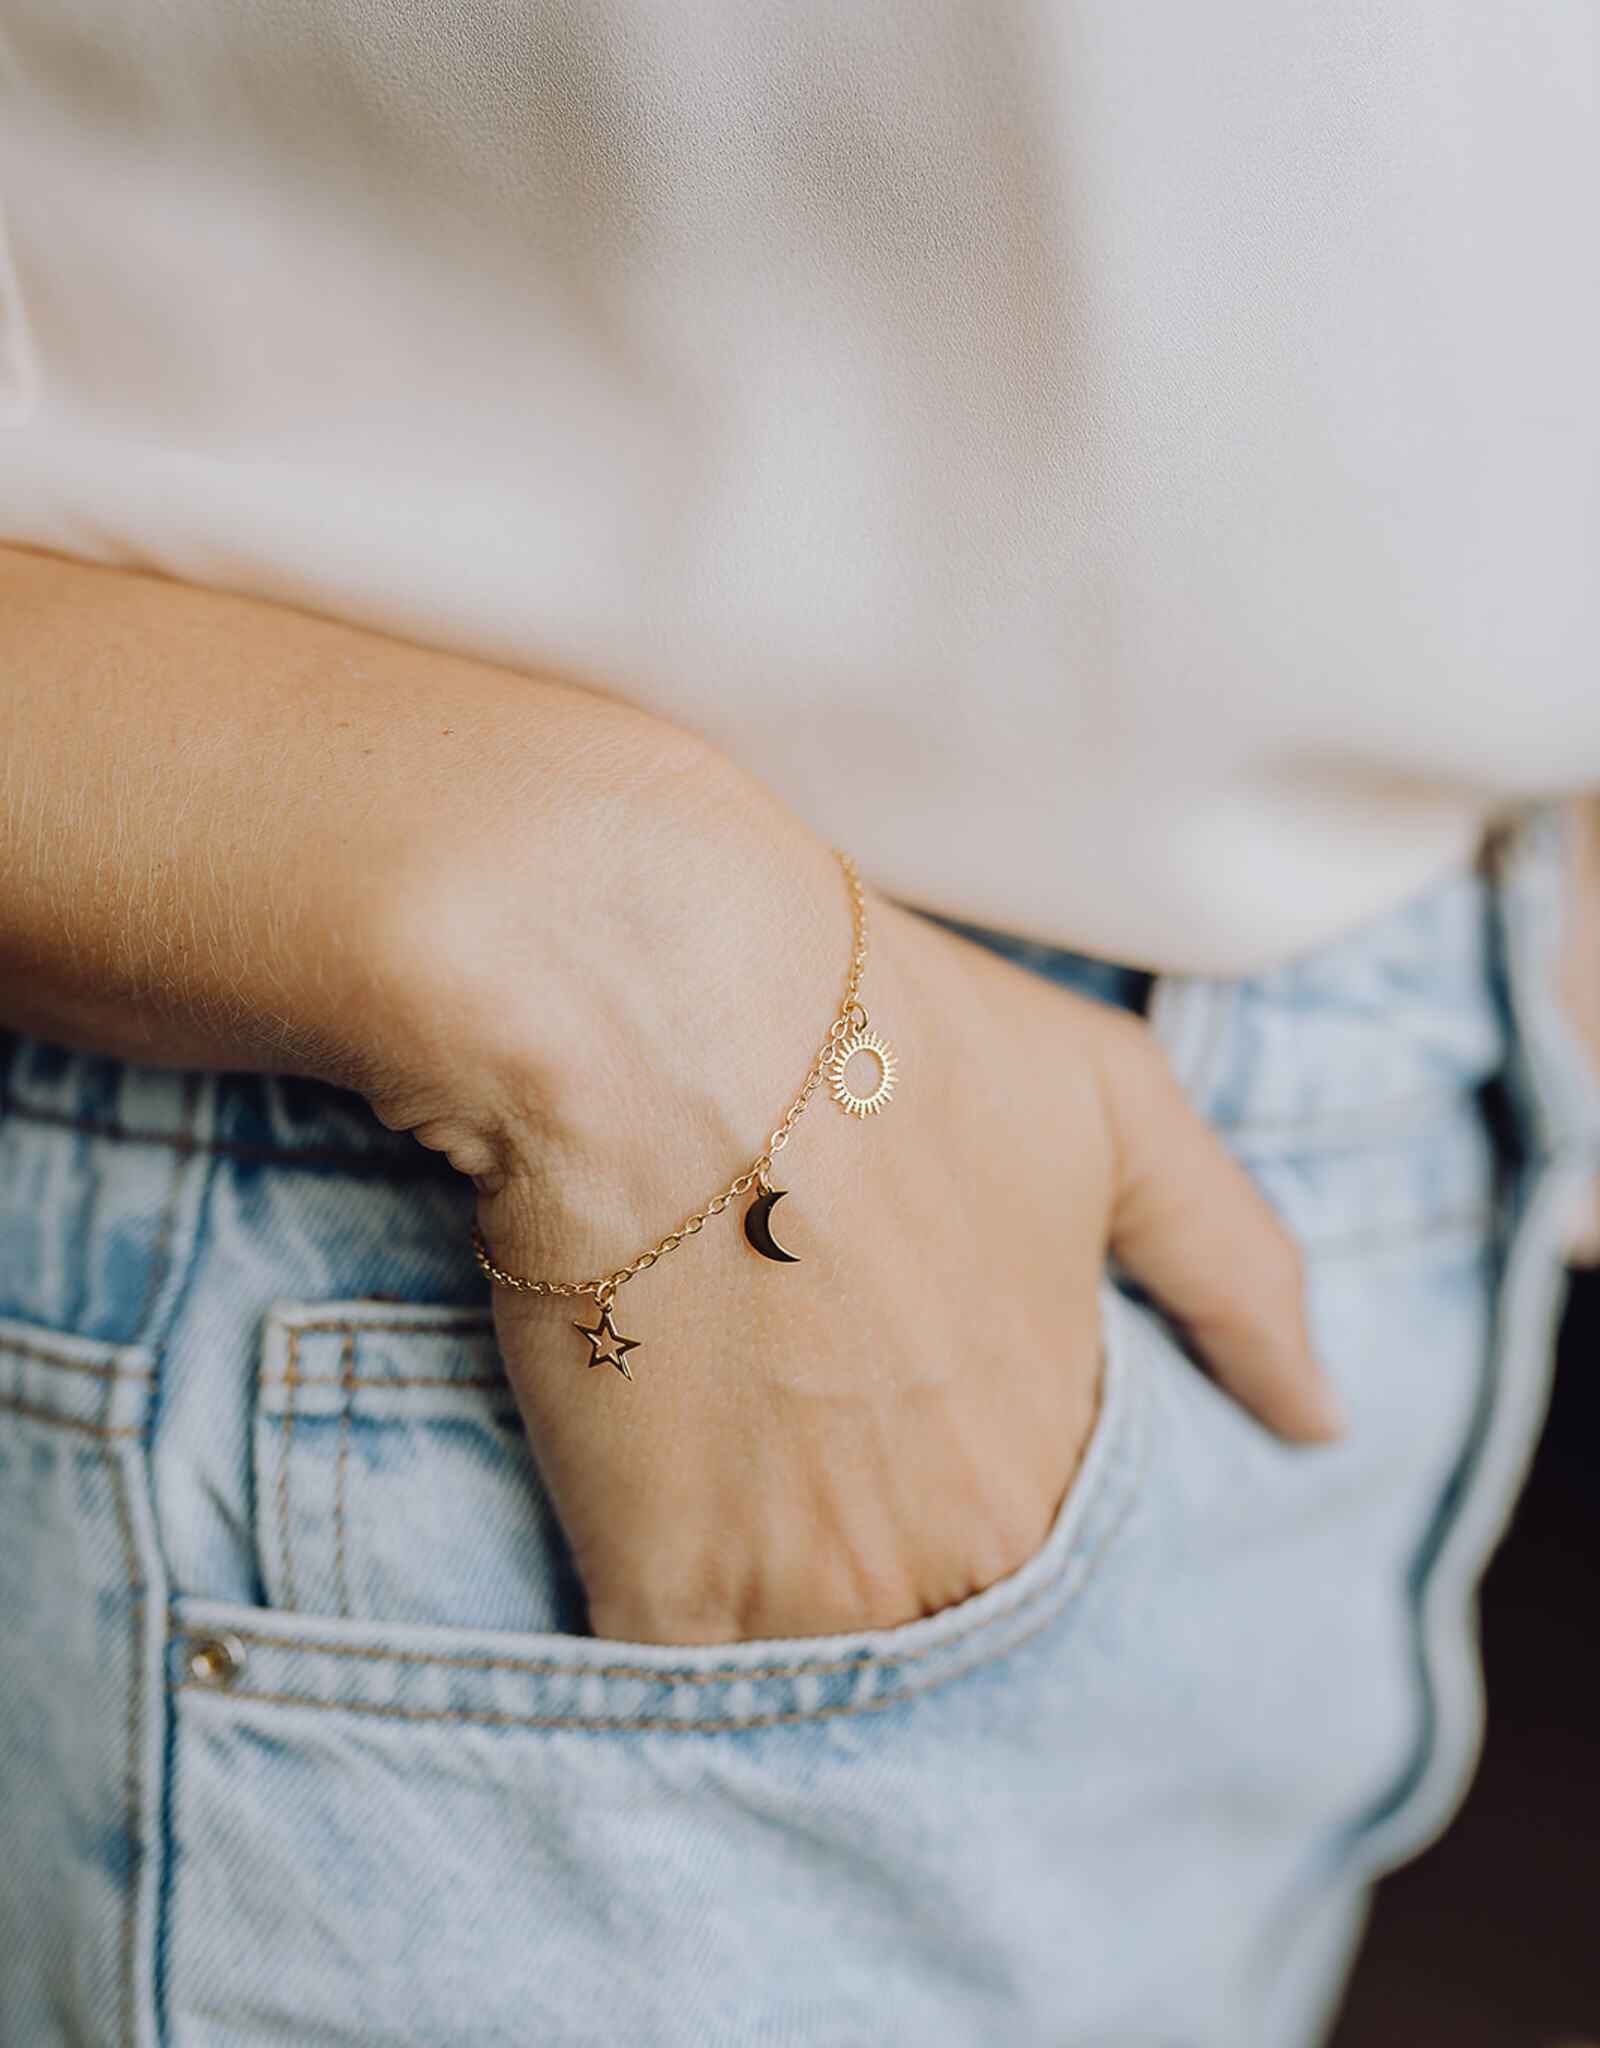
(1093, 1018, 1345, 1443)
(1565, 1176, 1600, 1267)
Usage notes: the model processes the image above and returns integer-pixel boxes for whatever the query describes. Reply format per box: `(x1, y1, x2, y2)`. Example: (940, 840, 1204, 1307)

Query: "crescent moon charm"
(744, 1186, 801, 1263)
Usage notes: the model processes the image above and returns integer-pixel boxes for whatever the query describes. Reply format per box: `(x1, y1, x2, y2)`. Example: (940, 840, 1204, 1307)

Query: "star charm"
(573, 1300, 642, 1380)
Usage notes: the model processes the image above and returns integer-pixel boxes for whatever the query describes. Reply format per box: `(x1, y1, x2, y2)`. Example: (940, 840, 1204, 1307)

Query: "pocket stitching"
(274, 1328, 302, 1612)
(286, 1374, 510, 1391)
(171, 1433, 1145, 1734)
(276, 1315, 495, 1338)
(0, 1324, 157, 1438)
(0, 1392, 146, 1441)
(0, 1335, 156, 1380)
(180, 1355, 1147, 1693)
(332, 1330, 355, 1620)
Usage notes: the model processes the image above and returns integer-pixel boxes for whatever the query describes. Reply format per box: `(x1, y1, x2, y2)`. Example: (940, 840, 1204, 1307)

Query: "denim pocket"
(160, 1300, 1150, 2048)
(254, 1300, 585, 1634)
(198, 1286, 1150, 1734)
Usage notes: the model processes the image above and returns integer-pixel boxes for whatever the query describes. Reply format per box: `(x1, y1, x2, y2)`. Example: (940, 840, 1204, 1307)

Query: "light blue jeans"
(2, 816, 1596, 2048)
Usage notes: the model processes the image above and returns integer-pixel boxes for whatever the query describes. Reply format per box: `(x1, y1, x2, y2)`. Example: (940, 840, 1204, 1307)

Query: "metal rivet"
(184, 1630, 246, 1689)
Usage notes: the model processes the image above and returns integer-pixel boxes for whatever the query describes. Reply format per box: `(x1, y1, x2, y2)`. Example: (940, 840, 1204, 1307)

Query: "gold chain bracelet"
(470, 848, 898, 1379)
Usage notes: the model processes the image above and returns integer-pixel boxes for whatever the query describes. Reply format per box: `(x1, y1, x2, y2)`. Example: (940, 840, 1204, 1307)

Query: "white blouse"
(2, 1, 1597, 970)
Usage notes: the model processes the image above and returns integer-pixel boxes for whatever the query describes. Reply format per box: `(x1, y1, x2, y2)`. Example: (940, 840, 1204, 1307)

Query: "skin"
(2, 543, 1366, 1643)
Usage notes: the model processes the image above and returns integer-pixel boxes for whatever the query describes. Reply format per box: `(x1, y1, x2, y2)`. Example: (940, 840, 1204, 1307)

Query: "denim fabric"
(911, 911, 1155, 1016)
(1, 814, 1596, 2048)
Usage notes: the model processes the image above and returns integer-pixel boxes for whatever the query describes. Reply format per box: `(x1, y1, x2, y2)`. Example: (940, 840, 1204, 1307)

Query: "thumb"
(1093, 1018, 1345, 1444)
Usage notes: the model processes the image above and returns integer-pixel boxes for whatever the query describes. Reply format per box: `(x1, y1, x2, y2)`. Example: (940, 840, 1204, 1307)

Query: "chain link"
(472, 848, 872, 1305)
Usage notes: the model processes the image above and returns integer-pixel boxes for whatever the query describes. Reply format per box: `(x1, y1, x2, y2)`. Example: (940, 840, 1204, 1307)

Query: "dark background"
(1329, 1268, 1600, 2048)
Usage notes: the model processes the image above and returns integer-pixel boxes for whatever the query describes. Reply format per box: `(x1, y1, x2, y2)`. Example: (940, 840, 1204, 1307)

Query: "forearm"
(0, 546, 844, 1197)
(0, 548, 1334, 1647)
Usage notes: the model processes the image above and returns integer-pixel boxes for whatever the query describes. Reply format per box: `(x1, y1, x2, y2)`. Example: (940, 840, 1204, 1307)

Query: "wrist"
(482, 847, 908, 1302)
(360, 728, 856, 1265)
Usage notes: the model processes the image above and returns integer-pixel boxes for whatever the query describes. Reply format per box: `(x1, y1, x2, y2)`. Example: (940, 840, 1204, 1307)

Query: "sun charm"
(827, 1020, 898, 1117)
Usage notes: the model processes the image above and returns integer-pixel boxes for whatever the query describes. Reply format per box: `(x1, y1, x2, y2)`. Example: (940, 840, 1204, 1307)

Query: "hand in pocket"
(480, 893, 1341, 1647)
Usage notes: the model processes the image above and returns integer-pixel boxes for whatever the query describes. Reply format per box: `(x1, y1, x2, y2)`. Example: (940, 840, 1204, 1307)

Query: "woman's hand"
(1, 544, 1339, 1650)
(461, 831, 1343, 1647)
